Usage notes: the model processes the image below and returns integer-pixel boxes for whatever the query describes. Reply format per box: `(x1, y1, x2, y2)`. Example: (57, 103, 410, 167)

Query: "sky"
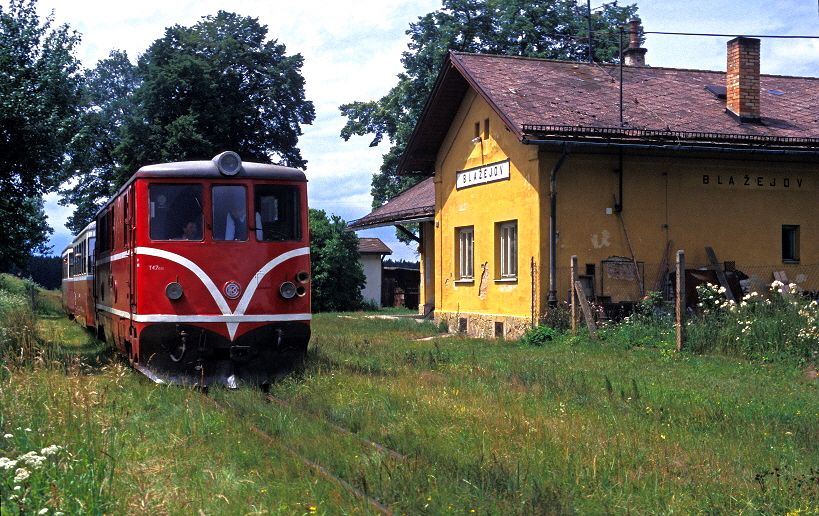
(35, 0, 819, 261)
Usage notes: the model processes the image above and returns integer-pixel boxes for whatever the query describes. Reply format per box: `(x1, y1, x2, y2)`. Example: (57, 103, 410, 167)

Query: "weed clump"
(521, 325, 560, 346)
(686, 282, 819, 364)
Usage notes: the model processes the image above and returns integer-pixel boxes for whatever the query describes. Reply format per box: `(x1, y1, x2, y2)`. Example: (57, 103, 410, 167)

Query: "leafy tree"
(120, 11, 315, 172)
(309, 209, 366, 312)
(60, 11, 316, 233)
(60, 50, 138, 233)
(0, 196, 52, 270)
(340, 0, 640, 238)
(0, 0, 84, 268)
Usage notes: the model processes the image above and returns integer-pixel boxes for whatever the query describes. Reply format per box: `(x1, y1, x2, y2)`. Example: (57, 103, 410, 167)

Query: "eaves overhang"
(522, 124, 819, 151)
(396, 51, 525, 176)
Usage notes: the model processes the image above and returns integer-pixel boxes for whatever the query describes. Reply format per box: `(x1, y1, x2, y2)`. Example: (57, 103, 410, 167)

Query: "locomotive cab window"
(212, 185, 248, 241)
(254, 185, 301, 241)
(149, 184, 203, 241)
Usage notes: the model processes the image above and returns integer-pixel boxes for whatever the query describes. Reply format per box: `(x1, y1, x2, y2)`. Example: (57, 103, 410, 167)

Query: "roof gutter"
(520, 138, 819, 159)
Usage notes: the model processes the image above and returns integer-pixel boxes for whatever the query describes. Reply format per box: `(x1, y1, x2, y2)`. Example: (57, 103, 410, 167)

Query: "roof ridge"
(451, 51, 819, 80)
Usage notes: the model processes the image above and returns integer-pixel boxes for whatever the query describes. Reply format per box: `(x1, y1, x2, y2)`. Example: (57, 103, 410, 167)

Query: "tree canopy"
(309, 209, 366, 312)
(60, 10, 316, 233)
(339, 0, 640, 230)
(0, 0, 84, 268)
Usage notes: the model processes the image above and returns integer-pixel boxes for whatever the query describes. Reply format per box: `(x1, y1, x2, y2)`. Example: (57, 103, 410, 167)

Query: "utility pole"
(587, 0, 594, 64)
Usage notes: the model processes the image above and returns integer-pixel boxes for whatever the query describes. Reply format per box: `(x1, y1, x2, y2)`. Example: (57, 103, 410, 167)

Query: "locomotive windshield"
(212, 185, 248, 241)
(254, 185, 301, 241)
(149, 184, 204, 240)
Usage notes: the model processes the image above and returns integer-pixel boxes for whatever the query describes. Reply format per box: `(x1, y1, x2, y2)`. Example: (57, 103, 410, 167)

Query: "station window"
(782, 225, 800, 262)
(254, 185, 301, 241)
(212, 185, 248, 241)
(457, 226, 474, 281)
(149, 184, 203, 240)
(497, 221, 517, 279)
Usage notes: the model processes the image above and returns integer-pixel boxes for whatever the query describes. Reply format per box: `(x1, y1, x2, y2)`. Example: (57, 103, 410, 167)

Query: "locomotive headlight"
(279, 281, 297, 299)
(213, 151, 242, 176)
(166, 282, 183, 300)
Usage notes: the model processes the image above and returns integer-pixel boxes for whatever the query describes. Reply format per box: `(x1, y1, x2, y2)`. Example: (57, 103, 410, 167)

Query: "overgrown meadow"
(1, 273, 817, 514)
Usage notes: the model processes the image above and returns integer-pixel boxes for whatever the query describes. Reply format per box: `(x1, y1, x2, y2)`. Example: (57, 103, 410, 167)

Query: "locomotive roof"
(135, 160, 307, 181)
(95, 157, 307, 219)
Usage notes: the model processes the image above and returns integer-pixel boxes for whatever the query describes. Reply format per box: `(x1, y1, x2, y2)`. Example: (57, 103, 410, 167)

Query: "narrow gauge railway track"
(200, 392, 401, 515)
(264, 394, 406, 461)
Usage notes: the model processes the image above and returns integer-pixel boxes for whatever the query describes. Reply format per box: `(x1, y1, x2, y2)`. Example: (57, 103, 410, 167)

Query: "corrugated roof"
(398, 51, 819, 174)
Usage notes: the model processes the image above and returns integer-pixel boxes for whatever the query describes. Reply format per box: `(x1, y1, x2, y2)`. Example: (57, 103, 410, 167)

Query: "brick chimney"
(622, 18, 647, 66)
(726, 37, 761, 122)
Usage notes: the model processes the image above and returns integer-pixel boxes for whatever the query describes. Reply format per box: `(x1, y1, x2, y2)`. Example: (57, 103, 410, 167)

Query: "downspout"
(548, 143, 573, 307)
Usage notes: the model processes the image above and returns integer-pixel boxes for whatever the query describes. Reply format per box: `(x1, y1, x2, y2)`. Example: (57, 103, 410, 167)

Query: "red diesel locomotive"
(62, 152, 311, 386)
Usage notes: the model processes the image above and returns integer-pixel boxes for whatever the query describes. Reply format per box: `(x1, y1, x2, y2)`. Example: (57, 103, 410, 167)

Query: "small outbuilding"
(357, 237, 392, 306)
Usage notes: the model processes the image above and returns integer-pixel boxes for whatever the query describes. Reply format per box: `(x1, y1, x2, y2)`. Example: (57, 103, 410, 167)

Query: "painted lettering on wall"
(457, 159, 510, 189)
(701, 174, 806, 190)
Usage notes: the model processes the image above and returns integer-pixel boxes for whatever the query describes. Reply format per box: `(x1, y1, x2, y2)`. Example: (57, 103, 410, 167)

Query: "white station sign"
(456, 159, 510, 189)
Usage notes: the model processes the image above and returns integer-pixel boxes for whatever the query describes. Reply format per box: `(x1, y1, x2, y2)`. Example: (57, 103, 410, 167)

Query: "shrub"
(521, 325, 559, 346)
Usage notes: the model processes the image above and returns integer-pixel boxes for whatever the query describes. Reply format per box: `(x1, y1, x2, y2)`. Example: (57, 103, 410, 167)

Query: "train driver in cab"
(178, 220, 201, 240)
(225, 205, 247, 240)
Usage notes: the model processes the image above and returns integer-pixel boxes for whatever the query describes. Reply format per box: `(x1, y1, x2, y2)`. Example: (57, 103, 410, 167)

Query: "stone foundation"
(434, 311, 532, 339)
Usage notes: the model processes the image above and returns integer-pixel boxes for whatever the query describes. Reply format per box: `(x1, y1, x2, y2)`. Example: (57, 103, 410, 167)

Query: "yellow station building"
(350, 35, 819, 338)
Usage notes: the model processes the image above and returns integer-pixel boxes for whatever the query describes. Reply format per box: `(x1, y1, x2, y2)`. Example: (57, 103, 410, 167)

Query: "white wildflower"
(40, 445, 62, 457)
(39, 508, 50, 515)
(20, 451, 46, 468)
(14, 467, 31, 483)
(3, 434, 12, 439)
(0, 457, 18, 470)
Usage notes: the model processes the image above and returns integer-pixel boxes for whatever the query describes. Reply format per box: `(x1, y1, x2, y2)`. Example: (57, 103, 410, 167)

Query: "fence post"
(676, 250, 685, 352)
(570, 255, 578, 335)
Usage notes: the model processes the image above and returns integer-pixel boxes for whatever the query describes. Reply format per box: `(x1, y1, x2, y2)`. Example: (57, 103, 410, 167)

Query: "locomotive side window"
(254, 185, 301, 241)
(149, 184, 204, 241)
(212, 185, 248, 241)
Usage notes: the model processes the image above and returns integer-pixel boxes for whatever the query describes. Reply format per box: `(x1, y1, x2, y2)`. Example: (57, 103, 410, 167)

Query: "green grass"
(2, 274, 818, 514)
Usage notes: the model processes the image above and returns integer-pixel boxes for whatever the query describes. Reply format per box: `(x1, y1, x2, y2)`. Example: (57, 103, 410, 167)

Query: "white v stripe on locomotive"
(98, 246, 311, 340)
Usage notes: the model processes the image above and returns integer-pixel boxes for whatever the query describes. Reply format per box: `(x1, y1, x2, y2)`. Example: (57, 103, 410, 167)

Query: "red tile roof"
(347, 177, 434, 230)
(398, 51, 819, 174)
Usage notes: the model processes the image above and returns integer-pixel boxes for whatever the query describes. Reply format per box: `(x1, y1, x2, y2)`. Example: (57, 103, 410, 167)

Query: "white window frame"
(458, 226, 474, 281)
(499, 221, 517, 279)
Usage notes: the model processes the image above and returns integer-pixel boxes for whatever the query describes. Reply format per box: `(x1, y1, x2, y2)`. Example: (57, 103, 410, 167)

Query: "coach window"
(149, 184, 203, 240)
(87, 237, 96, 274)
(212, 185, 248, 241)
(254, 185, 301, 241)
